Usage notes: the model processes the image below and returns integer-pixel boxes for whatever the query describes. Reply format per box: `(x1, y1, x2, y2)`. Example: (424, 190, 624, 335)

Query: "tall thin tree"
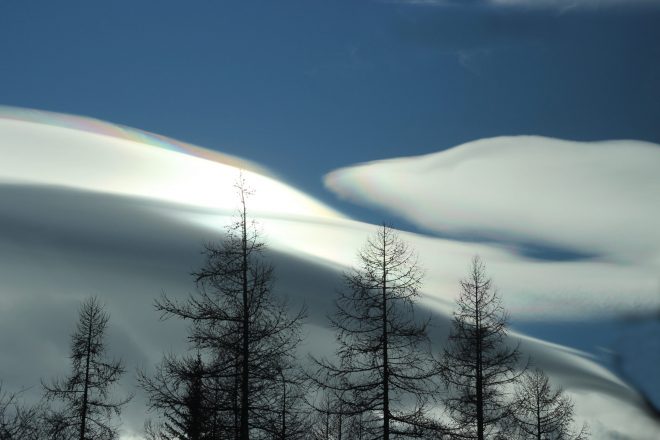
(43, 297, 130, 440)
(311, 224, 438, 439)
(440, 256, 525, 440)
(156, 175, 305, 440)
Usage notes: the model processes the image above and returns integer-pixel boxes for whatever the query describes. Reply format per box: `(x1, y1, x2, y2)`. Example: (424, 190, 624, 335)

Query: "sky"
(1, 2, 660, 436)
(2, 0, 660, 226)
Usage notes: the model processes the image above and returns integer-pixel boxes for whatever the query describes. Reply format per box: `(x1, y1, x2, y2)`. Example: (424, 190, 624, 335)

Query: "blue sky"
(2, 0, 660, 223)
(2, 1, 660, 427)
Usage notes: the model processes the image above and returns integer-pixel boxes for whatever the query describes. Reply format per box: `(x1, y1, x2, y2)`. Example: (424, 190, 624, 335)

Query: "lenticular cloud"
(325, 135, 660, 265)
(1, 109, 658, 439)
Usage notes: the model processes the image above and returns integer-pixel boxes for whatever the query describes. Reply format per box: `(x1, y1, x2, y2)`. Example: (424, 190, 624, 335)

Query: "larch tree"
(440, 256, 525, 440)
(261, 362, 310, 440)
(139, 352, 221, 440)
(510, 369, 588, 440)
(309, 390, 341, 440)
(42, 297, 130, 440)
(311, 224, 438, 439)
(155, 175, 306, 440)
(309, 384, 366, 440)
(0, 383, 45, 440)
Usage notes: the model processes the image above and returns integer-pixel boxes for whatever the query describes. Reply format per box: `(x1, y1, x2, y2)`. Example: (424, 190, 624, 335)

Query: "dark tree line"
(307, 236, 588, 440)
(0, 178, 590, 440)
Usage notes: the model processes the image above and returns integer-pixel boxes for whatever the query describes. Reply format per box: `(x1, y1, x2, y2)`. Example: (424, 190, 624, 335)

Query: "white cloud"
(1, 109, 658, 439)
(325, 136, 660, 267)
(0, 106, 343, 222)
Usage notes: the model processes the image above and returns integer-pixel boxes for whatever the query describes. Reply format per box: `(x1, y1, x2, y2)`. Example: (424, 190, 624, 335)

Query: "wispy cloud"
(396, 0, 660, 10)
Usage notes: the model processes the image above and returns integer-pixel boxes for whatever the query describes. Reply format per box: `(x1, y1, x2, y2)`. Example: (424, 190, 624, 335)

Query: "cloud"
(1, 184, 657, 439)
(325, 136, 660, 266)
(397, 0, 660, 10)
(1, 108, 659, 438)
(490, 0, 659, 10)
(0, 106, 343, 221)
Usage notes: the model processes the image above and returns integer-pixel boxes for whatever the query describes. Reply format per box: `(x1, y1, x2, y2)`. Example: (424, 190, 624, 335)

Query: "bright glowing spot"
(0, 107, 344, 220)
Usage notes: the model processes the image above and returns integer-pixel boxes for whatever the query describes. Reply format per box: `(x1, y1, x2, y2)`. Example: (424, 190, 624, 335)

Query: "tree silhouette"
(139, 353, 222, 440)
(259, 362, 310, 440)
(155, 175, 305, 440)
(309, 384, 370, 440)
(309, 388, 347, 440)
(42, 297, 130, 440)
(311, 224, 438, 439)
(0, 383, 45, 440)
(510, 369, 588, 440)
(440, 256, 524, 440)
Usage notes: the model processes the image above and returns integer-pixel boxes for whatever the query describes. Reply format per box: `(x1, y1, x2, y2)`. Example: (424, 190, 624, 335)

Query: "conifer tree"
(43, 297, 130, 440)
(440, 256, 524, 440)
(0, 383, 44, 440)
(139, 353, 221, 440)
(510, 369, 588, 440)
(312, 225, 437, 439)
(155, 175, 305, 440)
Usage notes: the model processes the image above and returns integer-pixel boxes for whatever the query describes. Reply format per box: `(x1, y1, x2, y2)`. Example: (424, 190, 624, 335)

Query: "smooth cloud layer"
(0, 109, 658, 439)
(325, 136, 660, 330)
(325, 136, 660, 266)
(0, 106, 343, 221)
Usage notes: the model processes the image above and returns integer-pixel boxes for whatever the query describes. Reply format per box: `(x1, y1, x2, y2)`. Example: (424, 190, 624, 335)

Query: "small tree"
(261, 363, 310, 440)
(139, 353, 221, 440)
(510, 369, 588, 440)
(440, 256, 524, 440)
(311, 224, 438, 439)
(43, 297, 130, 440)
(156, 175, 306, 440)
(309, 389, 346, 440)
(309, 384, 367, 440)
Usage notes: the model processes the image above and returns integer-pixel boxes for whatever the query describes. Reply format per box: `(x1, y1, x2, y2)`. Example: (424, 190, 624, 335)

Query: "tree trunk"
(240, 195, 250, 440)
(79, 317, 93, 440)
(382, 237, 390, 440)
(475, 294, 484, 440)
(536, 388, 541, 440)
(281, 372, 286, 440)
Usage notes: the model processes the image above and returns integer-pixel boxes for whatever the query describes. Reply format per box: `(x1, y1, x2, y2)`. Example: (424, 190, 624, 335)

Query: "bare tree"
(0, 383, 45, 440)
(155, 175, 305, 440)
(139, 352, 224, 440)
(143, 419, 166, 440)
(309, 385, 368, 440)
(510, 369, 588, 440)
(309, 388, 347, 440)
(440, 256, 525, 440)
(42, 297, 131, 440)
(259, 362, 310, 440)
(311, 224, 438, 439)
